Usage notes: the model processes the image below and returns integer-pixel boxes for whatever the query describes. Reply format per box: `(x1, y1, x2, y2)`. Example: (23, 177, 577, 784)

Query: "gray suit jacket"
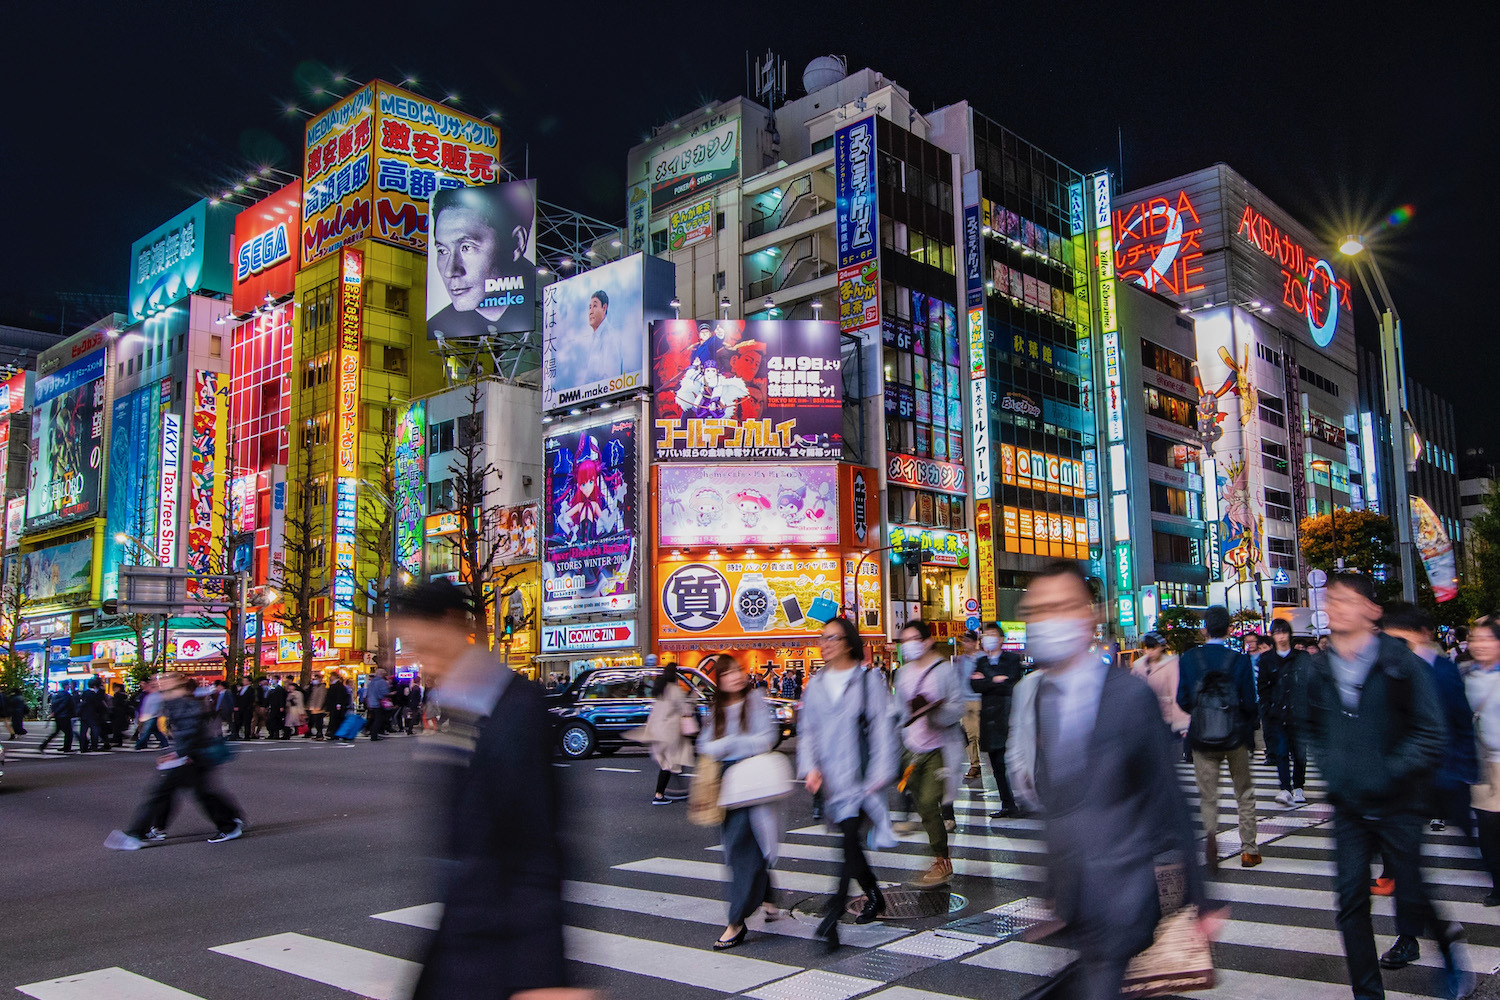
(1009, 665, 1203, 960)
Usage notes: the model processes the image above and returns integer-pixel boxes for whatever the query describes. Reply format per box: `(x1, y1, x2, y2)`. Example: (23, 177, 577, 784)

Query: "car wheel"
(559, 722, 597, 760)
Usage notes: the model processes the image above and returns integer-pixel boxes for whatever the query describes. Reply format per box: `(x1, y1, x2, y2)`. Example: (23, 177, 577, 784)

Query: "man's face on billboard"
(434, 206, 500, 312)
(588, 295, 607, 330)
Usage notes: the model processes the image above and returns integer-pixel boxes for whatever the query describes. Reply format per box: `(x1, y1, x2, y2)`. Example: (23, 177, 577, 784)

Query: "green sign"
(128, 200, 235, 322)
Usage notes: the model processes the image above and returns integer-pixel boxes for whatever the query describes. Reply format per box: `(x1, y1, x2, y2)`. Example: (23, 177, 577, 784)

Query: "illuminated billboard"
(301, 82, 502, 266)
(541, 253, 675, 411)
(232, 181, 301, 314)
(835, 117, 880, 335)
(657, 555, 851, 643)
(668, 197, 714, 250)
(658, 465, 838, 548)
(649, 118, 739, 212)
(650, 319, 843, 461)
(426, 180, 537, 339)
(26, 347, 106, 530)
(103, 381, 170, 597)
(495, 502, 540, 565)
(128, 200, 235, 322)
(542, 416, 638, 617)
(185, 372, 227, 596)
(394, 400, 425, 576)
(18, 538, 94, 609)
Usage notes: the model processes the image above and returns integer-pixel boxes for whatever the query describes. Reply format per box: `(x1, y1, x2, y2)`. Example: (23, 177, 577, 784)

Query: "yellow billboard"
(301, 82, 502, 266)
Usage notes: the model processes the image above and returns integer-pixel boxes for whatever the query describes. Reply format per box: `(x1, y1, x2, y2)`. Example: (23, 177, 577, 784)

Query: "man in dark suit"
(1176, 605, 1261, 869)
(265, 678, 288, 740)
(970, 621, 1024, 818)
(77, 677, 110, 753)
(391, 581, 570, 1000)
(233, 680, 257, 739)
(1007, 562, 1214, 1000)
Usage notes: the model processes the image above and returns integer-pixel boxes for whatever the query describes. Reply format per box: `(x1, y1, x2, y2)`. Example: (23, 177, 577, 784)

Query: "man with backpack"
(1176, 605, 1261, 870)
(39, 683, 77, 753)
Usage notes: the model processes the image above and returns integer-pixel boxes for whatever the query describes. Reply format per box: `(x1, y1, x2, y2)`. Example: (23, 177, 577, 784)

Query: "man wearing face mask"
(894, 620, 966, 887)
(970, 622, 1023, 818)
(1007, 562, 1211, 999)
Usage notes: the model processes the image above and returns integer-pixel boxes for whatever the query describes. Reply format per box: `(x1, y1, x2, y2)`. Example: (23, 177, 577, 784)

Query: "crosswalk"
(13, 759, 1499, 999)
(0, 728, 396, 761)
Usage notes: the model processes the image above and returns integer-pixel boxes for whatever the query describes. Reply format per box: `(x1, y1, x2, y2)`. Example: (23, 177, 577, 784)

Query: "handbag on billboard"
(717, 751, 794, 808)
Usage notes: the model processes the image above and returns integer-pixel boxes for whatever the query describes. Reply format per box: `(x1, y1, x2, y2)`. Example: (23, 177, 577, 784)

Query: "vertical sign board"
(333, 248, 363, 647)
(157, 412, 182, 567)
(834, 117, 880, 335)
(962, 171, 990, 502)
(975, 499, 997, 621)
(1093, 172, 1132, 631)
(393, 400, 426, 577)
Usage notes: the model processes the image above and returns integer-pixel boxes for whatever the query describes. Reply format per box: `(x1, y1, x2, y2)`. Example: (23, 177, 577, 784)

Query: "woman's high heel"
(713, 925, 748, 950)
(855, 887, 886, 925)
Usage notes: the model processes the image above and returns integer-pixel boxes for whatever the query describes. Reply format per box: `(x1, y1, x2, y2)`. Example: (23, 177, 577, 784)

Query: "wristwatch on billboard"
(734, 572, 777, 632)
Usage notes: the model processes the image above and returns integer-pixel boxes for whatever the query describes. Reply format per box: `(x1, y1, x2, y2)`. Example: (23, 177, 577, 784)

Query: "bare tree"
(357, 409, 397, 670)
(0, 577, 36, 694)
(439, 379, 504, 651)
(274, 444, 330, 687)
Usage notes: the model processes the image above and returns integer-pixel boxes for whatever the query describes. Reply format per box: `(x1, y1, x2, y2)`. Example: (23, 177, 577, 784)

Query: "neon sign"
(1114, 190, 1207, 297)
(1235, 204, 1349, 348)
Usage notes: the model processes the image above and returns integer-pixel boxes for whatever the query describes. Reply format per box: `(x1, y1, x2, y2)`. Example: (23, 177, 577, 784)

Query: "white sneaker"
(1275, 790, 1294, 807)
(104, 830, 143, 851)
(143, 828, 167, 842)
(1292, 788, 1307, 805)
(207, 819, 244, 844)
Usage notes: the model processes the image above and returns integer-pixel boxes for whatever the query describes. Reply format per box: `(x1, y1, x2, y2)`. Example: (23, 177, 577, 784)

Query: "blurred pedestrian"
(1132, 632, 1190, 763)
(800, 617, 897, 951)
(955, 630, 983, 783)
(39, 683, 76, 753)
(213, 680, 234, 734)
(7, 686, 27, 738)
(365, 667, 391, 740)
(1177, 605, 1261, 869)
(1302, 573, 1467, 996)
(284, 680, 305, 739)
(644, 662, 695, 805)
(1258, 619, 1309, 807)
(109, 683, 132, 746)
(327, 673, 352, 740)
(232, 678, 255, 739)
(134, 677, 171, 751)
(1007, 562, 1212, 1000)
(305, 676, 327, 739)
(266, 677, 288, 739)
(78, 677, 110, 753)
(894, 619, 964, 887)
(395, 581, 571, 1000)
(406, 677, 425, 734)
(1462, 614, 1500, 906)
(104, 672, 245, 849)
(971, 621, 1024, 818)
(697, 653, 783, 950)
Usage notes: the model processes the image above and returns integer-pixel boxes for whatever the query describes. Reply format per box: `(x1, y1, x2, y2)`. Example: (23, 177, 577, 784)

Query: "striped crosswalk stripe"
(16, 967, 206, 999)
(208, 933, 420, 1000)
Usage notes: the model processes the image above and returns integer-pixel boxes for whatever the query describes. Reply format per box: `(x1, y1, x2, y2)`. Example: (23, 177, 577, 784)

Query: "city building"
(1460, 448, 1494, 577)
(1114, 164, 1362, 613)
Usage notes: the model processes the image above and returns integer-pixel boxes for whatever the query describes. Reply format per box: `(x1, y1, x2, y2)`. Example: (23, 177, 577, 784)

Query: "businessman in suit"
(392, 580, 575, 1000)
(1008, 561, 1216, 1000)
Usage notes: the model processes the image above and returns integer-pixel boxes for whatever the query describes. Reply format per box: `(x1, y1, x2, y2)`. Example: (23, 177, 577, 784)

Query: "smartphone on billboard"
(780, 595, 805, 627)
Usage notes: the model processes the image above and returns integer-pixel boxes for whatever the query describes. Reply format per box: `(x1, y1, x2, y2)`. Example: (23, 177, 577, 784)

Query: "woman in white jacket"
(1464, 616, 1500, 905)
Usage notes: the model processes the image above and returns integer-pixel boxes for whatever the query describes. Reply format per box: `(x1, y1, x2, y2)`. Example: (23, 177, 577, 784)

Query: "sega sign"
(231, 181, 301, 314)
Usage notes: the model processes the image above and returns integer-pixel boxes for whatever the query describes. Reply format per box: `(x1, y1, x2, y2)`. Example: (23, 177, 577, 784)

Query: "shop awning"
(74, 618, 221, 645)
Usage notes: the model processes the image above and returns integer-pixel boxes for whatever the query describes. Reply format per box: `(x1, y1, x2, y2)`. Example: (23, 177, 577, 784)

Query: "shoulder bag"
(686, 759, 724, 827)
(718, 751, 794, 808)
(856, 667, 871, 781)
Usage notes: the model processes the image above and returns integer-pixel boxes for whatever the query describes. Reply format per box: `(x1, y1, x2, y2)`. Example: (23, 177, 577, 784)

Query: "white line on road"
(372, 903, 441, 929)
(595, 766, 641, 773)
(209, 933, 420, 1000)
(564, 925, 801, 992)
(17, 967, 206, 1000)
(613, 856, 898, 894)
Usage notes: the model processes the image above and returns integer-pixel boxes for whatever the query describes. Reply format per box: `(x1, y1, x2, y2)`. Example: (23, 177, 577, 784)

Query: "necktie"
(1038, 680, 1064, 777)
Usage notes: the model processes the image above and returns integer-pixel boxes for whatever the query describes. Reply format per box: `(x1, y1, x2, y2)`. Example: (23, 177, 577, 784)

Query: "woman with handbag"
(1465, 615, 1500, 905)
(799, 616, 898, 951)
(646, 663, 696, 805)
(697, 654, 783, 950)
(283, 682, 306, 740)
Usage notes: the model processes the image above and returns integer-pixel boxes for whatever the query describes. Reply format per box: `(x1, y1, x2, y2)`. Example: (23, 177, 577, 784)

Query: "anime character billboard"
(542, 417, 637, 617)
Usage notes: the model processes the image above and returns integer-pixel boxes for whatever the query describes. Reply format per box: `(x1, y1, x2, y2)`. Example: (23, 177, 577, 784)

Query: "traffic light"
(502, 614, 516, 641)
(893, 537, 924, 566)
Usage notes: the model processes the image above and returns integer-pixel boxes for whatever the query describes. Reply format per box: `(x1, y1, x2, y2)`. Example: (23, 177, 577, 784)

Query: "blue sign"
(33, 349, 105, 405)
(128, 199, 234, 322)
(834, 118, 879, 270)
(965, 615, 982, 633)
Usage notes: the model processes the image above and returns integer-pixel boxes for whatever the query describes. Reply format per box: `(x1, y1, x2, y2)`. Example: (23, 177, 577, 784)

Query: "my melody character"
(776, 483, 829, 528)
(554, 435, 626, 543)
(690, 488, 724, 527)
(734, 489, 772, 528)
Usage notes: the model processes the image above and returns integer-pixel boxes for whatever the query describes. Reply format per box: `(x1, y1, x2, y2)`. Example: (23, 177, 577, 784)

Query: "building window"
(1298, 365, 1341, 397)
(210, 336, 222, 358)
(1149, 483, 1191, 518)
(428, 479, 454, 511)
(1256, 342, 1281, 367)
(1141, 340, 1194, 383)
(1143, 386, 1195, 429)
(1266, 488, 1294, 523)
(650, 230, 668, 255)
(384, 285, 409, 315)
(428, 419, 456, 454)
(1152, 531, 1195, 564)
(384, 346, 407, 374)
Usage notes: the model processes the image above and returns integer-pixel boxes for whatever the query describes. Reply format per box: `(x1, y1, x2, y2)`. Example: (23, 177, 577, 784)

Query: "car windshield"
(579, 672, 649, 700)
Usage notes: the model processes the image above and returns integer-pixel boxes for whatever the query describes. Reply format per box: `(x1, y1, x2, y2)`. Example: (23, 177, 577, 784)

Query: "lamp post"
(1339, 234, 1414, 598)
(1309, 459, 1343, 572)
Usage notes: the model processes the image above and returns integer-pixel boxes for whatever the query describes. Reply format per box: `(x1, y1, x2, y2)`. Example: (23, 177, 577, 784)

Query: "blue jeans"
(134, 717, 170, 750)
(1263, 717, 1306, 792)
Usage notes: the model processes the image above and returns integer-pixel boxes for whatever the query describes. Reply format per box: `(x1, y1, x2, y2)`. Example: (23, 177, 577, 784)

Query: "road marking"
(1207, 969, 1435, 1000)
(17, 968, 206, 1000)
(962, 940, 1075, 977)
(879, 930, 989, 960)
(562, 880, 906, 947)
(596, 766, 641, 773)
(756, 842, 1048, 883)
(372, 903, 441, 929)
(613, 856, 897, 894)
(1214, 916, 1500, 974)
(861, 987, 979, 1000)
(564, 925, 800, 992)
(746, 970, 885, 1000)
(209, 932, 420, 1000)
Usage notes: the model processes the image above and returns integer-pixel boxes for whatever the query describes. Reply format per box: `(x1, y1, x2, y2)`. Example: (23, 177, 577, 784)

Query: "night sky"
(4, 2, 1491, 452)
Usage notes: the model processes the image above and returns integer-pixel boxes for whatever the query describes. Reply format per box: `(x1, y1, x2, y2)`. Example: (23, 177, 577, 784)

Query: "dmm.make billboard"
(658, 465, 838, 548)
(542, 416, 638, 617)
(650, 320, 843, 461)
(26, 346, 106, 530)
(301, 82, 501, 266)
(129, 200, 234, 322)
(541, 253, 676, 412)
(835, 117, 879, 335)
(232, 181, 301, 314)
(426, 180, 537, 339)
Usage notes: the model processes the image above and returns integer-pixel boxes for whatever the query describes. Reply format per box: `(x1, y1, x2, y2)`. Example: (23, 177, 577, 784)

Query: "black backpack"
(1188, 655, 1240, 750)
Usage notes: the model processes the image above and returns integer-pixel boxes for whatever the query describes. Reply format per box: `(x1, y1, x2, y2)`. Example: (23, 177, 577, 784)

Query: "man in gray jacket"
(895, 619, 965, 887)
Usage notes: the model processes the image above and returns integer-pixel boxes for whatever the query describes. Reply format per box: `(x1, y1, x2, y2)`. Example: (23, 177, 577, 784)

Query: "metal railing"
(746, 174, 825, 238)
(746, 235, 832, 301)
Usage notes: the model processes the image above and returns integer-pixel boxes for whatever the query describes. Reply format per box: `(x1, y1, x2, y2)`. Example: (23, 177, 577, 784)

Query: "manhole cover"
(845, 889, 968, 919)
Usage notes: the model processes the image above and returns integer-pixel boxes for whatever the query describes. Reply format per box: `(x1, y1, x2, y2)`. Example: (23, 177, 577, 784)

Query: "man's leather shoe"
(1241, 851, 1262, 868)
(1379, 935, 1420, 969)
(1204, 831, 1219, 873)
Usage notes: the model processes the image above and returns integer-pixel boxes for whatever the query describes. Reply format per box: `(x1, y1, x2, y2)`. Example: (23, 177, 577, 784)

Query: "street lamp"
(1339, 233, 1414, 598)
(1309, 459, 1344, 572)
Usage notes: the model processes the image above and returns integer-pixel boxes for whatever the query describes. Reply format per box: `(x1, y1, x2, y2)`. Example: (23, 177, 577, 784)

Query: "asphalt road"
(3, 730, 1495, 1000)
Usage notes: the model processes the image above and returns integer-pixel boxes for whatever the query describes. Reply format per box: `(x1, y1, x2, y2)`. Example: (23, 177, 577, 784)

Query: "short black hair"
(1204, 605, 1231, 639)
(590, 289, 609, 308)
(983, 621, 1003, 634)
(1030, 560, 1094, 601)
(902, 619, 932, 641)
(390, 579, 470, 621)
(1270, 619, 1293, 636)
(1141, 633, 1163, 649)
(1380, 600, 1433, 635)
(1329, 572, 1376, 603)
(431, 183, 534, 240)
(825, 616, 865, 661)
(1475, 615, 1500, 644)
